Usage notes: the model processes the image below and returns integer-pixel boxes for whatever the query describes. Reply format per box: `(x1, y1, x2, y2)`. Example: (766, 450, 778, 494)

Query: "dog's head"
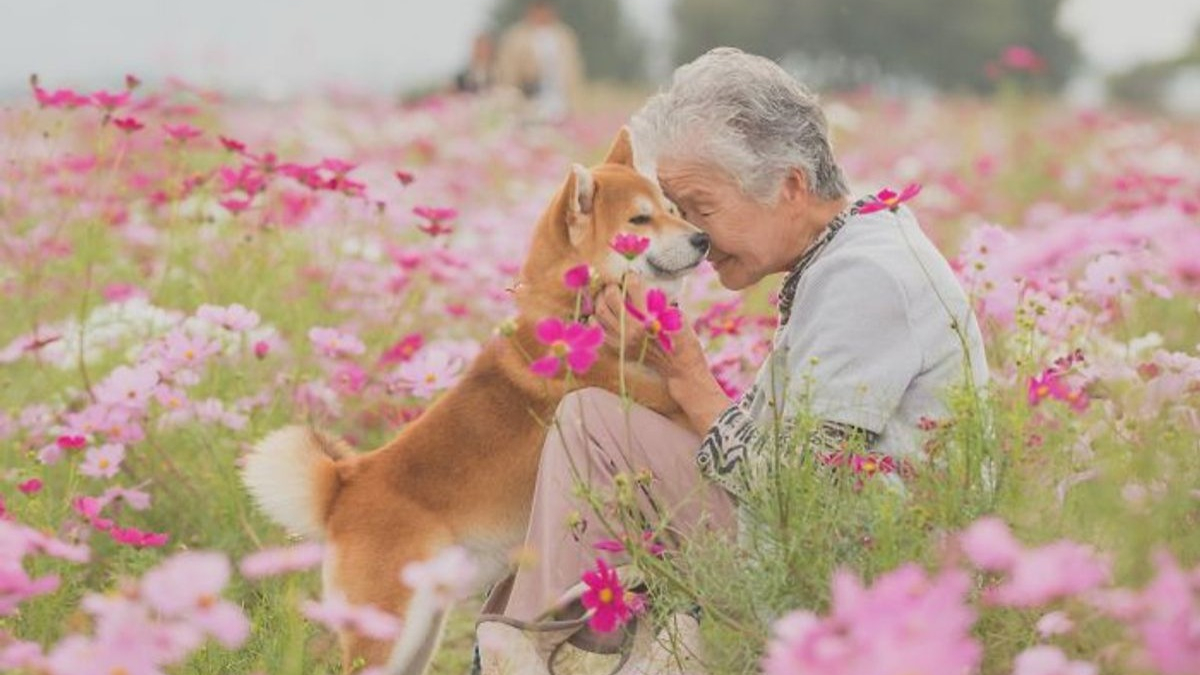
(522, 128, 709, 301)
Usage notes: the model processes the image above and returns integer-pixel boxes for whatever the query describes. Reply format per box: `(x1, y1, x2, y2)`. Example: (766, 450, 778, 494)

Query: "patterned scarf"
(776, 197, 870, 327)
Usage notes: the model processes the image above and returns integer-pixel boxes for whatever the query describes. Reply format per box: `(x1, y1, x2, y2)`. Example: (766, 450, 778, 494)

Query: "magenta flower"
(394, 170, 415, 186)
(56, 435, 87, 451)
(91, 90, 131, 111)
(858, 183, 922, 214)
(593, 531, 666, 557)
(580, 558, 636, 633)
(380, 333, 424, 366)
(624, 288, 683, 352)
(610, 233, 650, 260)
(32, 86, 91, 109)
(1027, 369, 1070, 406)
(163, 123, 203, 143)
(414, 206, 457, 237)
(253, 340, 271, 359)
(17, 478, 42, 495)
(1001, 45, 1046, 73)
(219, 135, 247, 153)
(529, 318, 604, 378)
(112, 116, 144, 133)
(563, 264, 591, 290)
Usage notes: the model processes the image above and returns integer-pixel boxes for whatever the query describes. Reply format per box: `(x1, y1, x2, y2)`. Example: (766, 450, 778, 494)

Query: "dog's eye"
(629, 214, 652, 226)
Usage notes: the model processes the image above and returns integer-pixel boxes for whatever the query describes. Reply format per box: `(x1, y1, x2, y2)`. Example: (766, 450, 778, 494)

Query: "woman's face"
(656, 158, 793, 291)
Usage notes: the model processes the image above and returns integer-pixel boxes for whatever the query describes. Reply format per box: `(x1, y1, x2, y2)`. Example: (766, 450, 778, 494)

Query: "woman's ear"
(780, 167, 810, 204)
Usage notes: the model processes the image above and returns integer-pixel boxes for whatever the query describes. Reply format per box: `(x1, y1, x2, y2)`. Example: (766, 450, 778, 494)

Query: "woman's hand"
(594, 275, 731, 433)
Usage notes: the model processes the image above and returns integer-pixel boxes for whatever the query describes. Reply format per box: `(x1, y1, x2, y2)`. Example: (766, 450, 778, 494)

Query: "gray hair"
(631, 47, 849, 203)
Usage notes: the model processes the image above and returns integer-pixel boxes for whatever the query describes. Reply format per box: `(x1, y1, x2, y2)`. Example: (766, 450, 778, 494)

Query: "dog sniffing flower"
(580, 558, 635, 633)
(610, 234, 650, 260)
(624, 288, 683, 352)
(858, 183, 922, 214)
(530, 318, 603, 378)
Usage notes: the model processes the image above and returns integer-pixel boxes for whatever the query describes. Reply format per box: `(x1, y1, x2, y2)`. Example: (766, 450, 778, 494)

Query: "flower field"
(1, 78, 1198, 674)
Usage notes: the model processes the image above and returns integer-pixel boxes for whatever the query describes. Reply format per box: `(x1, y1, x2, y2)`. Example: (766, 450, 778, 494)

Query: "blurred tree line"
(490, 0, 1080, 92)
(1108, 24, 1200, 109)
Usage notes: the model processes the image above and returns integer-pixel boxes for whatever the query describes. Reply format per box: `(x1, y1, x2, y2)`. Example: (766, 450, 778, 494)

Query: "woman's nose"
(689, 232, 710, 254)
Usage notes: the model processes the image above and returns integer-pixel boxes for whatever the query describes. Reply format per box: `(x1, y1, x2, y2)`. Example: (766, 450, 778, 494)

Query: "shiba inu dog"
(241, 128, 709, 673)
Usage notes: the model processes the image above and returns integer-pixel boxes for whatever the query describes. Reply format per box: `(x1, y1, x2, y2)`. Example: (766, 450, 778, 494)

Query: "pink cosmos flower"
(239, 542, 325, 579)
(32, 85, 91, 109)
(1027, 369, 1070, 407)
(380, 333, 424, 366)
(392, 349, 464, 398)
(593, 530, 666, 557)
(1036, 611, 1075, 637)
(17, 478, 42, 495)
(302, 597, 402, 640)
(309, 326, 366, 358)
(219, 135, 246, 153)
(218, 197, 253, 214)
(857, 184, 923, 215)
(563, 264, 591, 290)
(960, 516, 1023, 571)
(1127, 550, 1200, 674)
(987, 540, 1111, 607)
(610, 233, 650, 260)
(254, 340, 271, 359)
(394, 170, 415, 186)
(400, 546, 480, 608)
(91, 90, 131, 111)
(163, 123, 203, 143)
(529, 318, 604, 378)
(197, 303, 260, 332)
(140, 551, 249, 648)
(56, 435, 87, 451)
(80, 443, 125, 479)
(95, 364, 160, 410)
(624, 288, 683, 352)
(1002, 45, 1046, 73)
(109, 525, 170, 548)
(762, 565, 980, 675)
(580, 558, 636, 633)
(414, 206, 457, 237)
(1011, 646, 1096, 675)
(332, 363, 368, 395)
(112, 116, 144, 133)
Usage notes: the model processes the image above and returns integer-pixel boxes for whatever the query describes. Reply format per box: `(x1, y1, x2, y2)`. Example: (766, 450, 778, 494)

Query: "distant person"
(495, 0, 585, 122)
(455, 33, 496, 94)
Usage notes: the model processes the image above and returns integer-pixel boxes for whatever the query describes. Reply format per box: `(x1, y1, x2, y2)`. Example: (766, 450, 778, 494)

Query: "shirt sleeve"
(776, 254, 924, 434)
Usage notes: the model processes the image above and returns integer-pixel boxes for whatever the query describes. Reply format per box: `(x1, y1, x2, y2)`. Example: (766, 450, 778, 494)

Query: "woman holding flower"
(477, 47, 988, 673)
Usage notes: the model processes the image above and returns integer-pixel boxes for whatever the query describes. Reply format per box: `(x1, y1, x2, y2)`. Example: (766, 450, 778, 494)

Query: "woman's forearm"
(665, 346, 732, 435)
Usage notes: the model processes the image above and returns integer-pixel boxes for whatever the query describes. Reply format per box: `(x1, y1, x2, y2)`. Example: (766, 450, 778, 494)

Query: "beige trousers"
(504, 388, 736, 622)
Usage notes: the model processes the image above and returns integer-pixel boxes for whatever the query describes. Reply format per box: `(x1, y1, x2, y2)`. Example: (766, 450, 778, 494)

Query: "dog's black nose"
(690, 233, 710, 253)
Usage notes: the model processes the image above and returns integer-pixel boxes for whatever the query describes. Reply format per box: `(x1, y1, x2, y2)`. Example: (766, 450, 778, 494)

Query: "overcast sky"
(1, 0, 1197, 98)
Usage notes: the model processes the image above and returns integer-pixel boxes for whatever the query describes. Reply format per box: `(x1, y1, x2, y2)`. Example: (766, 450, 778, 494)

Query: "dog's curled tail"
(242, 426, 350, 538)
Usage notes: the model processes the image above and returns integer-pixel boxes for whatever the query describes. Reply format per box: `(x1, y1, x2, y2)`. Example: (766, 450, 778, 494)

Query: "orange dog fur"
(241, 128, 708, 674)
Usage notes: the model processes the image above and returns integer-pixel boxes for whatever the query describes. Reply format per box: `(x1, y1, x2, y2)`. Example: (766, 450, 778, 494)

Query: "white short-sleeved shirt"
(697, 203, 989, 496)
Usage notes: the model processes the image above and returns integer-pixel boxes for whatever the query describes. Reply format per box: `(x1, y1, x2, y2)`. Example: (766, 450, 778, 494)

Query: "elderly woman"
(475, 47, 988, 673)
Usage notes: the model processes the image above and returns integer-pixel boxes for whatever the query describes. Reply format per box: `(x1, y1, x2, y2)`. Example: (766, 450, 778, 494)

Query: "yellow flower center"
(551, 341, 569, 357)
(198, 594, 215, 609)
(424, 373, 436, 384)
(599, 588, 614, 604)
(99, 459, 110, 469)
(648, 320, 662, 336)
(1037, 385, 1050, 397)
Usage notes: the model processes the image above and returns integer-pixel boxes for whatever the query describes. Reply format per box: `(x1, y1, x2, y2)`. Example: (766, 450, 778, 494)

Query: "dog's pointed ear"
(603, 127, 635, 167)
(562, 163, 594, 246)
